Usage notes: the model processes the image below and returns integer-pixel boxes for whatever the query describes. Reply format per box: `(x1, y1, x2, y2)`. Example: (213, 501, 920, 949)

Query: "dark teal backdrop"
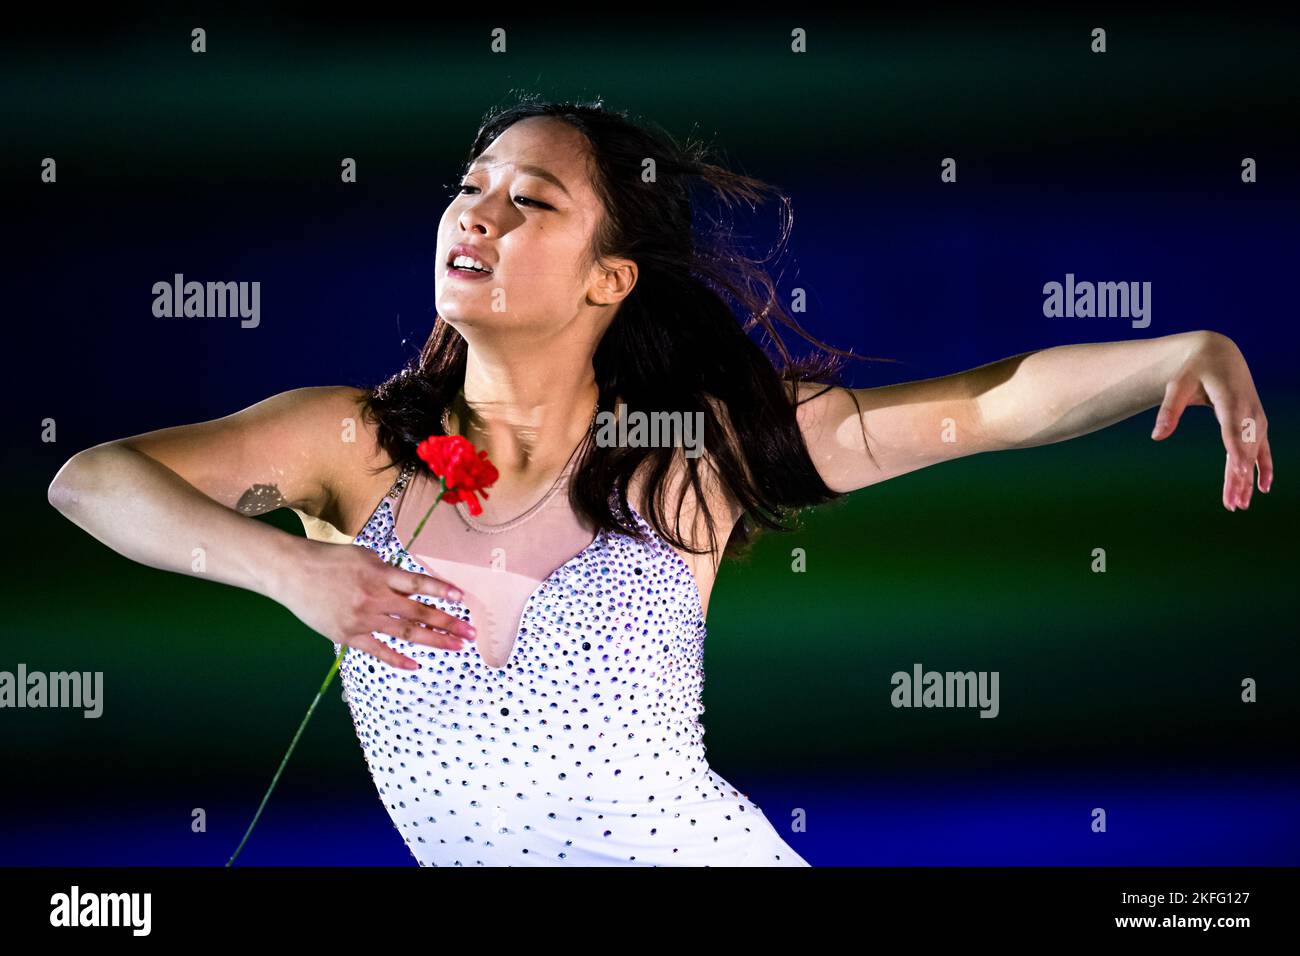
(3, 10, 1297, 865)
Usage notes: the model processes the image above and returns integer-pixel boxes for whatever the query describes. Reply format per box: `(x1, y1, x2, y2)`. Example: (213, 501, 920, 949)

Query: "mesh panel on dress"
(386, 459, 599, 669)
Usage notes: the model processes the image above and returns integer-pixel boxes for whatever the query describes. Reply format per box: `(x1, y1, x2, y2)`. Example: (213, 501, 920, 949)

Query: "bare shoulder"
(786, 380, 872, 493)
(307, 385, 405, 538)
(790, 379, 856, 421)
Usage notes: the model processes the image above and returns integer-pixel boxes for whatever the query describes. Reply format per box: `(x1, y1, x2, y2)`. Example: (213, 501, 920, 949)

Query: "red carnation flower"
(416, 434, 500, 516)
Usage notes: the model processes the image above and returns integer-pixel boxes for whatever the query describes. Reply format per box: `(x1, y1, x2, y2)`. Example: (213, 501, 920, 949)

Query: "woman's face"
(435, 116, 627, 338)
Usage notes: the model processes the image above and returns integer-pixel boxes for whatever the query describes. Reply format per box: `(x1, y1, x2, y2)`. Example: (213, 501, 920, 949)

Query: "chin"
(435, 306, 505, 332)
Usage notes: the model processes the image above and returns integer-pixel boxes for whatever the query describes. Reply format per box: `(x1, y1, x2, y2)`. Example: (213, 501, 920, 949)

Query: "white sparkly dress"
(328, 458, 809, 867)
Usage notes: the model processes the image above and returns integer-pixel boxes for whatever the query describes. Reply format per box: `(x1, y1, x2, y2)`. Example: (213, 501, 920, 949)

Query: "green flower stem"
(408, 483, 447, 546)
(226, 481, 449, 866)
(226, 648, 344, 866)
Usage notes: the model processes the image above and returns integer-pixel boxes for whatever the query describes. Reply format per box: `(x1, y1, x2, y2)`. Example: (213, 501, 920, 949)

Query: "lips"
(447, 243, 495, 273)
(446, 264, 493, 281)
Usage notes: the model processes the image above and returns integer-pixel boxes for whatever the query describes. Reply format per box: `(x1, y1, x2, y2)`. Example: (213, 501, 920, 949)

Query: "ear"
(587, 256, 638, 307)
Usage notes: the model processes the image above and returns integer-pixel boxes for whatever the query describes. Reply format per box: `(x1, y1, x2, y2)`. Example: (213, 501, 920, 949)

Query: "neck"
(452, 340, 599, 478)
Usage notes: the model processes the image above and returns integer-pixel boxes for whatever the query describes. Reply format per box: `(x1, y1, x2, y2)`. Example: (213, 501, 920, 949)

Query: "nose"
(457, 211, 491, 236)
(457, 196, 498, 237)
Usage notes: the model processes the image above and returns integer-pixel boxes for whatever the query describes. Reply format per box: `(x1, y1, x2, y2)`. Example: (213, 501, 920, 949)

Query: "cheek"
(516, 232, 587, 284)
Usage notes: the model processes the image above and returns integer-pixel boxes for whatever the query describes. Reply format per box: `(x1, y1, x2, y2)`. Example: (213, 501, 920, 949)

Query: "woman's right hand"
(276, 537, 476, 670)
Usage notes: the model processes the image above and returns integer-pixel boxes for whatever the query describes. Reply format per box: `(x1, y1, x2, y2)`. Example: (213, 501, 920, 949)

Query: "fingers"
(1221, 453, 1236, 510)
(343, 607, 476, 672)
(372, 575, 477, 651)
(1221, 446, 1254, 511)
(1198, 362, 1270, 510)
(343, 633, 421, 671)
(1257, 439, 1274, 494)
(1222, 446, 1257, 511)
(337, 562, 478, 670)
(1218, 407, 1269, 510)
(1151, 377, 1194, 440)
(379, 611, 472, 651)
(385, 597, 477, 643)
(384, 565, 476, 639)
(387, 565, 464, 603)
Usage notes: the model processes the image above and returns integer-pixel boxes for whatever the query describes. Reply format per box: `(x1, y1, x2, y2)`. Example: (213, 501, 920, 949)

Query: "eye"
(453, 183, 553, 210)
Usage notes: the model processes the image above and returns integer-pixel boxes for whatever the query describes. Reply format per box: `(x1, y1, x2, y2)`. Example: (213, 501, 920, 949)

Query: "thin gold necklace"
(440, 395, 599, 534)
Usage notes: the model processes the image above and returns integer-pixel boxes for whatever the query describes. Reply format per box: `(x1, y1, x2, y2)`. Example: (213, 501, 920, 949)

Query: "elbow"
(47, 449, 105, 513)
(47, 458, 81, 512)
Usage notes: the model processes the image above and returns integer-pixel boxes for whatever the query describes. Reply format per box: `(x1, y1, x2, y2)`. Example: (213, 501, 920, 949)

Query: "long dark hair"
(355, 95, 889, 560)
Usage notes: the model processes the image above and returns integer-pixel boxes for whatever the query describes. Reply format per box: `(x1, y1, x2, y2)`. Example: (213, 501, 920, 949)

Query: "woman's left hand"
(1150, 331, 1273, 511)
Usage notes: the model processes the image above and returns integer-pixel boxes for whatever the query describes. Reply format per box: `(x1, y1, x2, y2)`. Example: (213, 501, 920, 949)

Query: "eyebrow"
(466, 153, 572, 198)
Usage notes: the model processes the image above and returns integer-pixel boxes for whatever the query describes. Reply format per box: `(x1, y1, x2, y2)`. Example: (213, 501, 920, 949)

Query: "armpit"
(235, 483, 286, 516)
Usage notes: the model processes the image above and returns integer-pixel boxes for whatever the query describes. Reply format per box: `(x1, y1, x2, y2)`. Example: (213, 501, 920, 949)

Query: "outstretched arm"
(794, 330, 1272, 510)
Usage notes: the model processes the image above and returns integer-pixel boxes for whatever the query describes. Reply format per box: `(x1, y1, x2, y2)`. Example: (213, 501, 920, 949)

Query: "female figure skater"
(48, 100, 1273, 867)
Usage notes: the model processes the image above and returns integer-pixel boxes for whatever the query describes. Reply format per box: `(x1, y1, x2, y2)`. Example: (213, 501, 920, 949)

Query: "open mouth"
(447, 254, 494, 276)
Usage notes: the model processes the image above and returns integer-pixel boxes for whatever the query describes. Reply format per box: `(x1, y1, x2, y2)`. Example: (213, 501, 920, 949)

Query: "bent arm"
(796, 330, 1211, 493)
(48, 443, 302, 600)
(46, 385, 370, 601)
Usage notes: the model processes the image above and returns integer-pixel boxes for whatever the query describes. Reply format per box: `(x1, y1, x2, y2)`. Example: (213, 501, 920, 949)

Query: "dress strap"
(387, 460, 418, 500)
(352, 460, 420, 546)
